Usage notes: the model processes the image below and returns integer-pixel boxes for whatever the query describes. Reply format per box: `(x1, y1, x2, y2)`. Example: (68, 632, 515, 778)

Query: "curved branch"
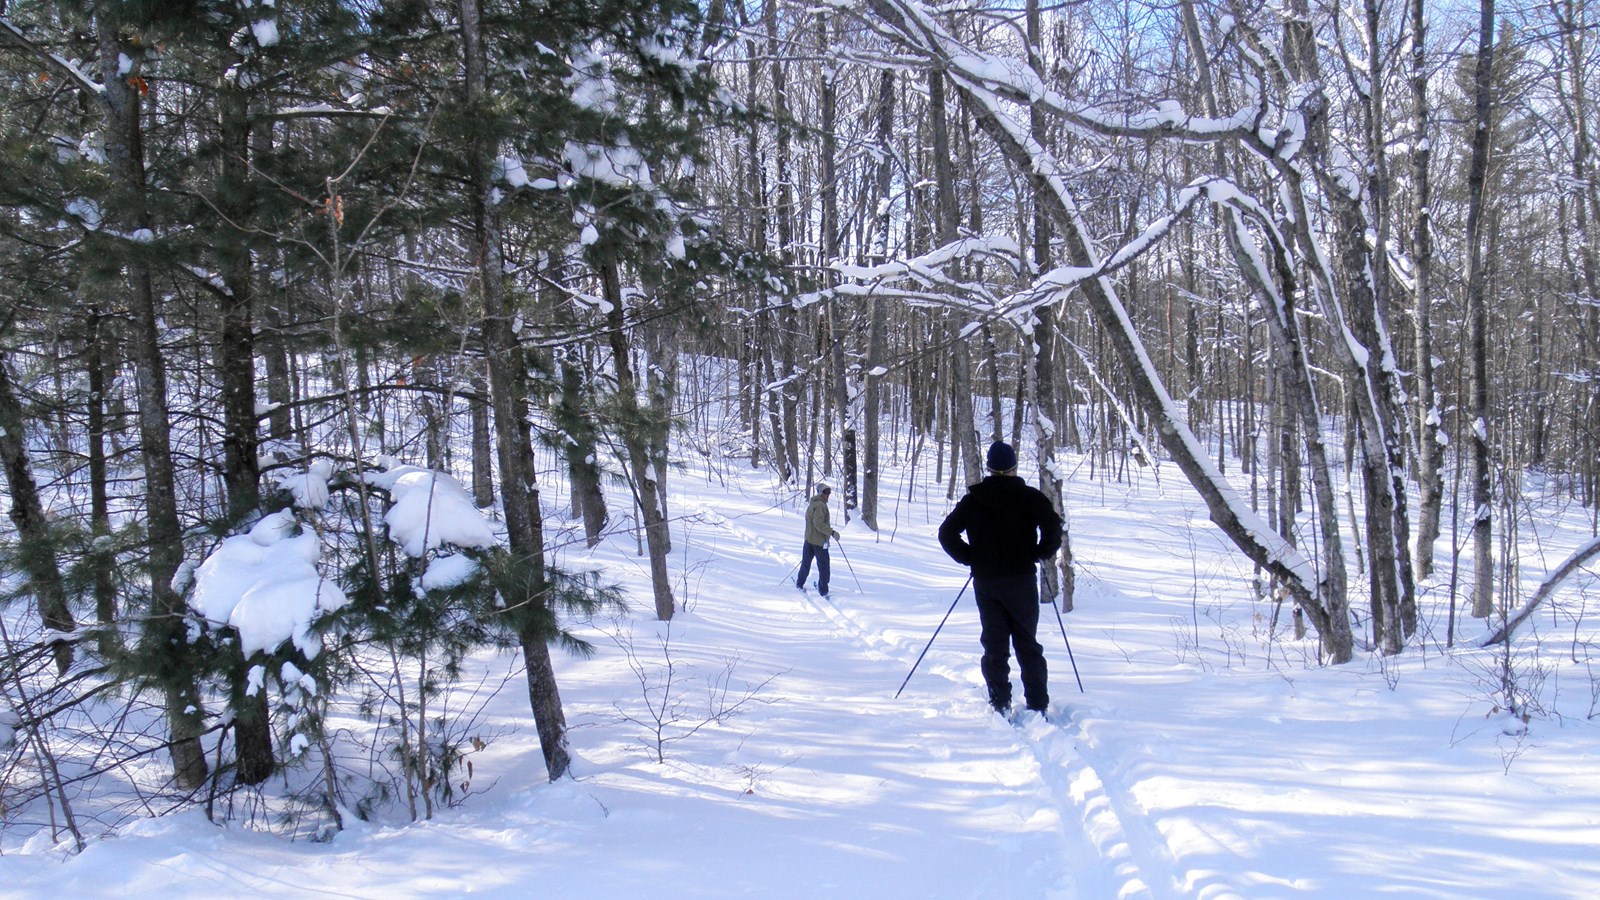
(1480, 537, 1600, 646)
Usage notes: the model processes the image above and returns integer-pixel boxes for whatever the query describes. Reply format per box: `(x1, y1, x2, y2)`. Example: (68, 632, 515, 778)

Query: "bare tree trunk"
(740, 19, 767, 472)
(1281, 0, 1411, 653)
(742, 334, 762, 468)
(981, 325, 1003, 442)
(761, 330, 791, 484)
(460, 0, 569, 779)
(0, 357, 75, 674)
(602, 262, 677, 619)
(645, 320, 675, 553)
(215, 65, 275, 788)
(1019, 1, 1072, 609)
(1465, 0, 1498, 619)
(84, 307, 119, 658)
(864, 0, 1353, 661)
(470, 366, 494, 508)
(1178, 0, 1347, 643)
(861, 70, 896, 531)
(94, 16, 209, 789)
(928, 66, 980, 492)
(216, 83, 261, 527)
(414, 358, 445, 469)
(261, 304, 294, 444)
(766, 0, 801, 484)
(253, 120, 294, 451)
(1556, 0, 1600, 520)
(818, 13, 852, 511)
(559, 350, 608, 547)
(948, 335, 982, 488)
(861, 298, 886, 531)
(1409, 0, 1445, 579)
(1361, 0, 1418, 644)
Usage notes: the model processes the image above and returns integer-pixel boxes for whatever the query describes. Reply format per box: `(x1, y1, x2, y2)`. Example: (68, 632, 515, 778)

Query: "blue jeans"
(797, 542, 831, 595)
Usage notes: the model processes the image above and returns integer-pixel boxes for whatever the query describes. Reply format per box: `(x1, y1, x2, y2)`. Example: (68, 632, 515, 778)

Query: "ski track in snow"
(692, 503, 797, 571)
(1016, 708, 1166, 900)
(699, 498, 1170, 899)
(1031, 571, 1259, 900)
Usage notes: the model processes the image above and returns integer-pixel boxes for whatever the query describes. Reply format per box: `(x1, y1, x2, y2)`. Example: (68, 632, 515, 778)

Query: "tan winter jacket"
(804, 493, 837, 547)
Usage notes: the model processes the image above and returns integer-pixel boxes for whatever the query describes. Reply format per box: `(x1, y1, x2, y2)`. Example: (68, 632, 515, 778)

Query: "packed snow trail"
(683, 468, 1363, 899)
(691, 491, 1166, 898)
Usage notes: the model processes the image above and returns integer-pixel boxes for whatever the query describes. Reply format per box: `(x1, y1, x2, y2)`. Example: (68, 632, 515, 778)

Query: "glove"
(831, 529, 840, 540)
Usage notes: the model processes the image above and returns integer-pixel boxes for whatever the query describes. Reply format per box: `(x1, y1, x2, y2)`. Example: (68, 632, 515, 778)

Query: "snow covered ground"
(6, 450, 1600, 898)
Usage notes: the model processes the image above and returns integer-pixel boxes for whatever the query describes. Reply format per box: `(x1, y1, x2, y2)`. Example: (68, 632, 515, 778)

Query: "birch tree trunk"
(1178, 0, 1348, 644)
(1022, 0, 1072, 609)
(1283, 0, 1413, 653)
(1360, 0, 1419, 643)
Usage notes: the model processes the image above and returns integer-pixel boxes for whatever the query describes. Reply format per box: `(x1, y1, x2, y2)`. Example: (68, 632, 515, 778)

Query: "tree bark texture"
(94, 15, 210, 789)
(0, 357, 75, 674)
(601, 261, 677, 621)
(459, 0, 570, 780)
(1409, 0, 1445, 580)
(1465, 0, 1498, 619)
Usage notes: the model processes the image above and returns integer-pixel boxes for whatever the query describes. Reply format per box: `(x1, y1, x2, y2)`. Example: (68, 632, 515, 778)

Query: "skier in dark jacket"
(937, 441, 1063, 714)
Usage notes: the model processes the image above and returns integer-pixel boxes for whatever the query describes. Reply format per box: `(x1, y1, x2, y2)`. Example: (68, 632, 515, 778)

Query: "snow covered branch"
(860, 0, 1347, 659)
(1481, 537, 1600, 647)
(0, 17, 105, 97)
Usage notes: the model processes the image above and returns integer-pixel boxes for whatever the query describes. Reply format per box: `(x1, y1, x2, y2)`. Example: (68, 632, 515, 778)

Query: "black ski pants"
(974, 572, 1047, 711)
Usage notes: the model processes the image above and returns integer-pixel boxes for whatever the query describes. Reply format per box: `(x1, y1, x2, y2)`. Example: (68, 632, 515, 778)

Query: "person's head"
(986, 441, 1018, 475)
(817, 483, 832, 498)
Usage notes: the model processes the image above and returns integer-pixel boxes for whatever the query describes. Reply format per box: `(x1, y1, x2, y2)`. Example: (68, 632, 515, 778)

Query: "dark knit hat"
(986, 440, 1017, 472)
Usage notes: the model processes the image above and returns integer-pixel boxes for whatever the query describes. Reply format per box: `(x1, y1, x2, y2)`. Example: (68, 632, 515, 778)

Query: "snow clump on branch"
(364, 458, 497, 557)
(189, 510, 349, 658)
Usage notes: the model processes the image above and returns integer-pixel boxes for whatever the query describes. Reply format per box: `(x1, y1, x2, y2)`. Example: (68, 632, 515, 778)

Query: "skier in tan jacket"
(796, 485, 840, 596)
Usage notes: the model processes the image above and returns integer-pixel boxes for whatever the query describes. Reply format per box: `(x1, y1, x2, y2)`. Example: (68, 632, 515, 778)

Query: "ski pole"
(834, 539, 864, 592)
(895, 575, 973, 699)
(1049, 599, 1085, 693)
(779, 557, 800, 586)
